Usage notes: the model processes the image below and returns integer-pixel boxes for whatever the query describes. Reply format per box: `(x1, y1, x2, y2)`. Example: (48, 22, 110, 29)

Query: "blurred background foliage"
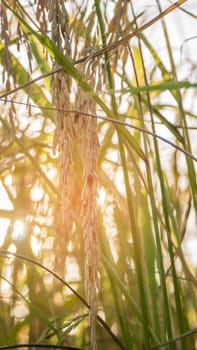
(0, 0, 197, 349)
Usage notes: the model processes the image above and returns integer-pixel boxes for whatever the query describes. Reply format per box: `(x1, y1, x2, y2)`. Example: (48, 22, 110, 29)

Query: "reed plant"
(0, 1, 196, 349)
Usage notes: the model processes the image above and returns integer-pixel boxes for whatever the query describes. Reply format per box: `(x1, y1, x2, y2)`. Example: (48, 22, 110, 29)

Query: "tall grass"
(0, 1, 196, 349)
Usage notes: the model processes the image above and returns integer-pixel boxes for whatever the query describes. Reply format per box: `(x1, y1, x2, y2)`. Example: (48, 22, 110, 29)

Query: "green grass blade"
(0, 116, 60, 198)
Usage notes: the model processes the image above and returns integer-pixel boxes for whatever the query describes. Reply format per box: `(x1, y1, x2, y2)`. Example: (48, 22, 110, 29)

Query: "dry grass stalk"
(34, 0, 50, 34)
(81, 113, 100, 350)
(0, 3, 15, 89)
(50, 1, 74, 239)
(50, 3, 100, 348)
(77, 60, 100, 350)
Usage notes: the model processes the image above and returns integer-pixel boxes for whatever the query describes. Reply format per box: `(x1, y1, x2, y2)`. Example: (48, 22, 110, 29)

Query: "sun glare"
(30, 186, 44, 202)
(12, 220, 25, 241)
(97, 187, 106, 206)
